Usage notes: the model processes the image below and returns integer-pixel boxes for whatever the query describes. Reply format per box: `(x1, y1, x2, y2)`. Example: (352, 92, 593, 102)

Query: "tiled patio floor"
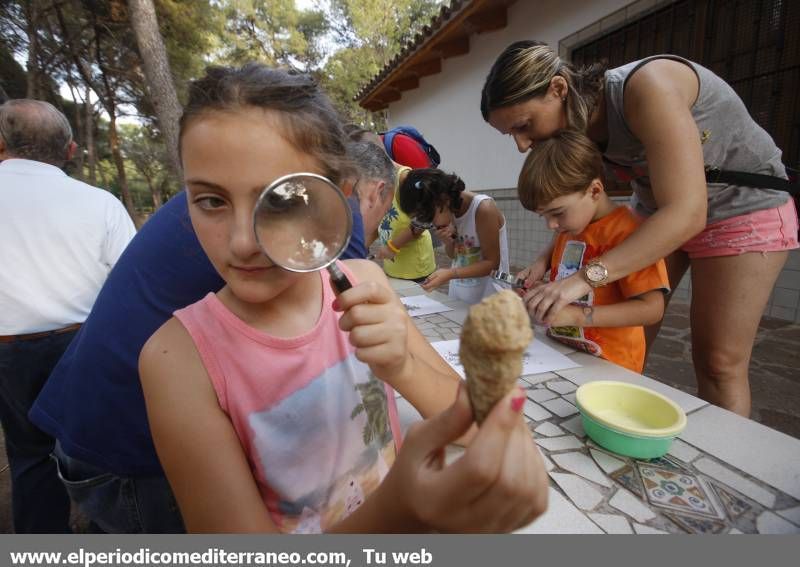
(643, 301, 800, 440)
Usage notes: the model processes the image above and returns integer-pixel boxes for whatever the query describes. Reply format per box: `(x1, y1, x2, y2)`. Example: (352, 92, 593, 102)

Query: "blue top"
(30, 193, 225, 475)
(30, 192, 369, 476)
(341, 196, 367, 260)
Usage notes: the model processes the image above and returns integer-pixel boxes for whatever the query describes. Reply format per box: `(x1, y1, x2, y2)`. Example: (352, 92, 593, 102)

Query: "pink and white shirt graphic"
(175, 263, 401, 532)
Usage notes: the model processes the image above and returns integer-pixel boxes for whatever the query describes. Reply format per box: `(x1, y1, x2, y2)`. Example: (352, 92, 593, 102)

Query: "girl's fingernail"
(332, 299, 340, 311)
(511, 394, 526, 413)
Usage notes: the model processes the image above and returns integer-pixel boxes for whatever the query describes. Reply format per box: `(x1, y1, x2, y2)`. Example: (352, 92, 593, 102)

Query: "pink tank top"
(174, 261, 402, 533)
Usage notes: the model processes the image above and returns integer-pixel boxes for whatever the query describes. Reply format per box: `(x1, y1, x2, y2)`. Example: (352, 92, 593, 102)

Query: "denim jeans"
(0, 331, 75, 533)
(53, 443, 185, 533)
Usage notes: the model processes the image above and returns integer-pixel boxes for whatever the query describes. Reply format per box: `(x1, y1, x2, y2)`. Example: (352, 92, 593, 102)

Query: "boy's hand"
(523, 273, 592, 324)
(545, 304, 584, 327)
(385, 386, 548, 533)
(335, 281, 410, 386)
(420, 268, 453, 292)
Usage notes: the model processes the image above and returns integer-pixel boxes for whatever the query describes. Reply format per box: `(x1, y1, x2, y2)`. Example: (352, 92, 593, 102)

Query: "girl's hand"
(517, 257, 548, 290)
(420, 268, 453, 292)
(385, 386, 548, 533)
(335, 280, 410, 386)
(374, 245, 396, 260)
(522, 272, 591, 324)
(435, 224, 456, 245)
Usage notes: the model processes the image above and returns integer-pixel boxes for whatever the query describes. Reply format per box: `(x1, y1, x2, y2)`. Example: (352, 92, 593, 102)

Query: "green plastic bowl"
(576, 381, 687, 459)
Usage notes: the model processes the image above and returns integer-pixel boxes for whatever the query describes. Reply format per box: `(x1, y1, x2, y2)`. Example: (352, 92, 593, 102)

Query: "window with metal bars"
(571, 0, 799, 176)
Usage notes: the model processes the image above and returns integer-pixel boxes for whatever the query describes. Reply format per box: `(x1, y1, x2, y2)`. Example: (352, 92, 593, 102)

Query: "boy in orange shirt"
(517, 130, 669, 372)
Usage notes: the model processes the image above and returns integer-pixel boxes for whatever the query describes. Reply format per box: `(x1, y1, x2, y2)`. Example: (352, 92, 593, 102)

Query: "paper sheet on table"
(400, 295, 453, 317)
(431, 338, 580, 378)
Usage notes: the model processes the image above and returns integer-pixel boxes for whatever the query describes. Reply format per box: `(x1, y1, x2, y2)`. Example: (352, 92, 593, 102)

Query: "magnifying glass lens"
(254, 174, 353, 291)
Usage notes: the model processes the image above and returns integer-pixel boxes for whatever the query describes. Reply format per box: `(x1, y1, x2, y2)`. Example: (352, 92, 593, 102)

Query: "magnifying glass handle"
(327, 262, 353, 294)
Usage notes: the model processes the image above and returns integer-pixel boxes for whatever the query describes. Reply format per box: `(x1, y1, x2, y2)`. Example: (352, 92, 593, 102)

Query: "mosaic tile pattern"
(638, 463, 723, 519)
(401, 295, 800, 534)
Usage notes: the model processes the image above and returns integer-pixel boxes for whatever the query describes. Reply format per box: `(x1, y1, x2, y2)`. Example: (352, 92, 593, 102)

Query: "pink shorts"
(680, 198, 799, 259)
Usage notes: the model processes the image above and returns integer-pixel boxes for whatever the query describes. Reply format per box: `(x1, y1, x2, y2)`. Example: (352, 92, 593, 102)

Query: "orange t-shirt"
(548, 206, 669, 372)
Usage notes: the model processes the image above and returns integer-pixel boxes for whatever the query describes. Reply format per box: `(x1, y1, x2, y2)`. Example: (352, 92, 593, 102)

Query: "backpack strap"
(705, 167, 799, 196)
(382, 130, 397, 158)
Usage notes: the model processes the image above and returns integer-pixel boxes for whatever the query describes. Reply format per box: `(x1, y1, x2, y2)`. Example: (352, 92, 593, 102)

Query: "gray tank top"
(603, 54, 789, 223)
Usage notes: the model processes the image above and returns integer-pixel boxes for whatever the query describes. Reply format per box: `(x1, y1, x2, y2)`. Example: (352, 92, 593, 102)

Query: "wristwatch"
(582, 259, 609, 288)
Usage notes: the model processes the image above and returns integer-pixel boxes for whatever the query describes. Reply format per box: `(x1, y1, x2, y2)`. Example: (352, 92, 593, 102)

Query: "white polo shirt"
(0, 159, 136, 334)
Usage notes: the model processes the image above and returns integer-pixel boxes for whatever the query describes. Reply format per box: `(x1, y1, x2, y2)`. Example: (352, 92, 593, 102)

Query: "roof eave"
(356, 0, 517, 112)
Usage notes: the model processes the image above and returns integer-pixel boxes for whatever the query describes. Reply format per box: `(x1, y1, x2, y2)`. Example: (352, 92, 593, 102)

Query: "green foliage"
(120, 122, 181, 205)
(319, 45, 383, 126)
(321, 0, 443, 126)
(6, 0, 445, 214)
(330, 0, 442, 65)
(154, 0, 220, 102)
(0, 43, 27, 100)
(216, 0, 329, 71)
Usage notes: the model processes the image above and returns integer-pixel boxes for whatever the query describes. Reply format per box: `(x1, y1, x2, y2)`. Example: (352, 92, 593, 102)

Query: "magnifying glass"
(253, 173, 353, 293)
(410, 218, 435, 231)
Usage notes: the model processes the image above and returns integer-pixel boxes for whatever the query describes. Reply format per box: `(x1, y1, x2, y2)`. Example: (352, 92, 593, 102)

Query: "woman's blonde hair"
(481, 41, 606, 132)
(517, 129, 604, 211)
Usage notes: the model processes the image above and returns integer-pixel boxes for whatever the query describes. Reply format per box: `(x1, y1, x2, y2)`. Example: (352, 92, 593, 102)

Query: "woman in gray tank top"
(481, 41, 798, 418)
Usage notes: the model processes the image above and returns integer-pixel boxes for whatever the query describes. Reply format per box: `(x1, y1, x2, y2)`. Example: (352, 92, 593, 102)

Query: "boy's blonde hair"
(517, 129, 604, 211)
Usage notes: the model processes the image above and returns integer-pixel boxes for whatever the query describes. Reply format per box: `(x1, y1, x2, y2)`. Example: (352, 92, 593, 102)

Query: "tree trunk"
(85, 91, 97, 186)
(24, 1, 40, 99)
(106, 109, 140, 226)
(98, 161, 109, 189)
(66, 81, 84, 180)
(151, 177, 165, 210)
(128, 0, 183, 180)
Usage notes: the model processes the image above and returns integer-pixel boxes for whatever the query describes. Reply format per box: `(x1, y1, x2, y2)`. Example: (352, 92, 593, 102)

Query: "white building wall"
(383, 0, 800, 322)
(388, 0, 632, 189)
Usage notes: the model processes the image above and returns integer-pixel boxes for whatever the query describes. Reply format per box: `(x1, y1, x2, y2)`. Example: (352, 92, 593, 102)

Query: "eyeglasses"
(410, 218, 434, 231)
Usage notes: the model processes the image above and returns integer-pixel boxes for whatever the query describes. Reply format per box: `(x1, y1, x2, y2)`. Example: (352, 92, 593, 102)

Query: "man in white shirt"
(0, 99, 136, 532)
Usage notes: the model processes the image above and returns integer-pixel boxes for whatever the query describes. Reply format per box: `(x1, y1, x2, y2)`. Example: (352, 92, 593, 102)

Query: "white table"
(388, 277, 800, 534)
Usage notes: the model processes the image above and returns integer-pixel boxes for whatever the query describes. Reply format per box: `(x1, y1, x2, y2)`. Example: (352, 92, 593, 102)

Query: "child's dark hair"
(517, 129, 604, 211)
(398, 168, 465, 223)
(179, 64, 351, 184)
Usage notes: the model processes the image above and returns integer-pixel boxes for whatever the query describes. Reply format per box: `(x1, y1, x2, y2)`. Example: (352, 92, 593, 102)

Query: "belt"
(0, 323, 82, 343)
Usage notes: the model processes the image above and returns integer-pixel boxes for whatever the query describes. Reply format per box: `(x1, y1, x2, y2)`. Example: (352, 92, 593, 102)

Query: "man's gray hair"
(0, 99, 73, 166)
(347, 140, 395, 200)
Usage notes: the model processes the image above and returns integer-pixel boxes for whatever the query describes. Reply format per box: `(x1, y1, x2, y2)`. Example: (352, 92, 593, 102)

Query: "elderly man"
(0, 99, 135, 532)
(346, 140, 397, 250)
(31, 192, 220, 533)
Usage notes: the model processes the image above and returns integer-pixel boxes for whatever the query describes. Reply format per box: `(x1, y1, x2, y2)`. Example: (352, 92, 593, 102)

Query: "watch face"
(586, 263, 607, 282)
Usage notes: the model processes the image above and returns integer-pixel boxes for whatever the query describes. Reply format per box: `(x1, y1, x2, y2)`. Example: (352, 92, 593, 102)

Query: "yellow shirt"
(378, 167, 436, 280)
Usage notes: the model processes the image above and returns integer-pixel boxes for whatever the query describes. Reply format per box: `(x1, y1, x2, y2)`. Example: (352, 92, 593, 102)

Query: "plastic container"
(575, 381, 687, 459)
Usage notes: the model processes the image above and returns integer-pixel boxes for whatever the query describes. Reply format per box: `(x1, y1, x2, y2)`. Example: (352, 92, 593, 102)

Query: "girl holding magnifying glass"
(138, 64, 546, 533)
